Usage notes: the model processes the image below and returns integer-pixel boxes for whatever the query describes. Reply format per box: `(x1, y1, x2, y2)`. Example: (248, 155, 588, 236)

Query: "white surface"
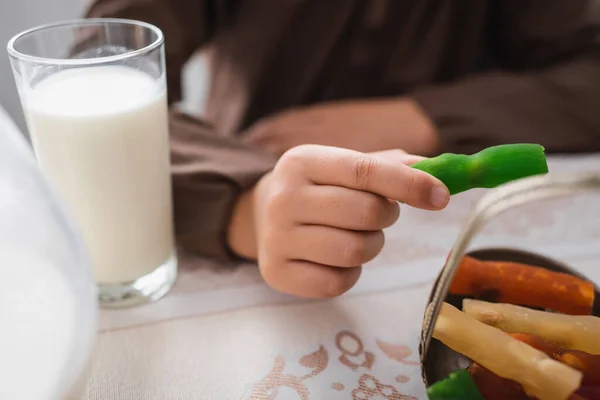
(0, 102, 97, 400)
(25, 66, 174, 284)
(0, 101, 22, 139)
(0, 250, 77, 400)
(87, 154, 600, 399)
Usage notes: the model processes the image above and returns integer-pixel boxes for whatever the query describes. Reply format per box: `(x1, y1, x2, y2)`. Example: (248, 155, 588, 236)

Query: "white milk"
(23, 66, 174, 284)
(0, 251, 77, 400)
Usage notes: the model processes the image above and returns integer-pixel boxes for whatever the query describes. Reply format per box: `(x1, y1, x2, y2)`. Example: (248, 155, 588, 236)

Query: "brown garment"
(85, 0, 600, 261)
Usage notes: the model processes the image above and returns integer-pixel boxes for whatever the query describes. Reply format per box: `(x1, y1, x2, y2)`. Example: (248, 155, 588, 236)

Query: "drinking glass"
(7, 19, 178, 308)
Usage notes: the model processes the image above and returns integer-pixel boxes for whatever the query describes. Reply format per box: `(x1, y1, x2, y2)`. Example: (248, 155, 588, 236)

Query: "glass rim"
(6, 18, 164, 66)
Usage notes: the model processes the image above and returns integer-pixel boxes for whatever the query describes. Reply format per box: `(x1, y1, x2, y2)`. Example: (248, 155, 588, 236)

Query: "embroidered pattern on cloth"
(247, 330, 419, 399)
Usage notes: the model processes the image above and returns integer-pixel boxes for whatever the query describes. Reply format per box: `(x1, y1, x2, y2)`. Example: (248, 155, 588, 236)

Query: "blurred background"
(0, 0, 87, 133)
(0, 0, 209, 134)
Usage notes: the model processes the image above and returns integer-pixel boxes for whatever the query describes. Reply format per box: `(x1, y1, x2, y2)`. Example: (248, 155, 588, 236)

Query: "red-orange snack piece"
(468, 362, 533, 400)
(469, 362, 595, 400)
(574, 386, 600, 399)
(511, 333, 600, 386)
(449, 255, 595, 315)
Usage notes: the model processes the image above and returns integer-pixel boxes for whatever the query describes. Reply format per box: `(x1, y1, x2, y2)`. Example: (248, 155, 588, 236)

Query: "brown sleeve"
(169, 110, 277, 262)
(84, 0, 236, 103)
(412, 0, 600, 155)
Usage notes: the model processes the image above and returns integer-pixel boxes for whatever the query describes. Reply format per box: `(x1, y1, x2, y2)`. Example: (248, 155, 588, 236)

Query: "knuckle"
(342, 235, 369, 265)
(404, 170, 417, 198)
(257, 257, 276, 285)
(276, 144, 315, 173)
(323, 269, 361, 298)
(265, 182, 296, 213)
(343, 231, 385, 265)
(258, 254, 285, 290)
(373, 231, 386, 255)
(359, 196, 382, 227)
(351, 156, 377, 188)
(283, 144, 316, 159)
(389, 201, 401, 225)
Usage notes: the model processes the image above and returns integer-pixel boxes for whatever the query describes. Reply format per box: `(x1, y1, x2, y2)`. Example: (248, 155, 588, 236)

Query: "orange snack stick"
(449, 255, 595, 315)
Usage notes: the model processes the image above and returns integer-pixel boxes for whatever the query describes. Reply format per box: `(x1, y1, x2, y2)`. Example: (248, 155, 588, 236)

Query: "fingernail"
(430, 185, 450, 208)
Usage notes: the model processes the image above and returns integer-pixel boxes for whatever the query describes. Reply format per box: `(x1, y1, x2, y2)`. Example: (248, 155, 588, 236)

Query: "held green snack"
(427, 368, 485, 400)
(411, 144, 549, 196)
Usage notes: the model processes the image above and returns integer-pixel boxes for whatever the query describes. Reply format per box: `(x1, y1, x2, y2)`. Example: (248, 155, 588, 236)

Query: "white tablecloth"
(84, 154, 600, 400)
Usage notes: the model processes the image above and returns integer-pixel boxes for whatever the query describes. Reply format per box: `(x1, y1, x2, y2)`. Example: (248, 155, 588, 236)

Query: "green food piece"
(427, 369, 485, 400)
(411, 143, 548, 195)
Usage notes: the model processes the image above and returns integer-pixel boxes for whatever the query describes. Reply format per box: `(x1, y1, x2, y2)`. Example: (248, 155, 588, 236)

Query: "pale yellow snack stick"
(462, 299, 600, 355)
(429, 302, 582, 400)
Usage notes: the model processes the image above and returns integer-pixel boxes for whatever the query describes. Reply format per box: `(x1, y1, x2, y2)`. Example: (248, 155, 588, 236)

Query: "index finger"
(283, 145, 449, 210)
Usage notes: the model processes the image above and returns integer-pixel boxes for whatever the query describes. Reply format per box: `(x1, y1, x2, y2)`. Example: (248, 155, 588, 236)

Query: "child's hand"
(229, 145, 449, 298)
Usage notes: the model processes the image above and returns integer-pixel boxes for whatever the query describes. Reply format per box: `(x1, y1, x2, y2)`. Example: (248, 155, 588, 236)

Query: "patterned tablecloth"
(77, 153, 599, 400)
(0, 100, 596, 400)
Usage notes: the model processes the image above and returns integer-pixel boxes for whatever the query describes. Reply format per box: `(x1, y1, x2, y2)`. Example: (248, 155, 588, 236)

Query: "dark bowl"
(420, 247, 600, 388)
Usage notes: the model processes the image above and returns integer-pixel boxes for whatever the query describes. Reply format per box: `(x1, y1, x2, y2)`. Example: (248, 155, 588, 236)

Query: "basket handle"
(419, 172, 600, 359)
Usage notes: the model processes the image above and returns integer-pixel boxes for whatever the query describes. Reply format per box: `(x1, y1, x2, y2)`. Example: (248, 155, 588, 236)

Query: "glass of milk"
(7, 19, 178, 308)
